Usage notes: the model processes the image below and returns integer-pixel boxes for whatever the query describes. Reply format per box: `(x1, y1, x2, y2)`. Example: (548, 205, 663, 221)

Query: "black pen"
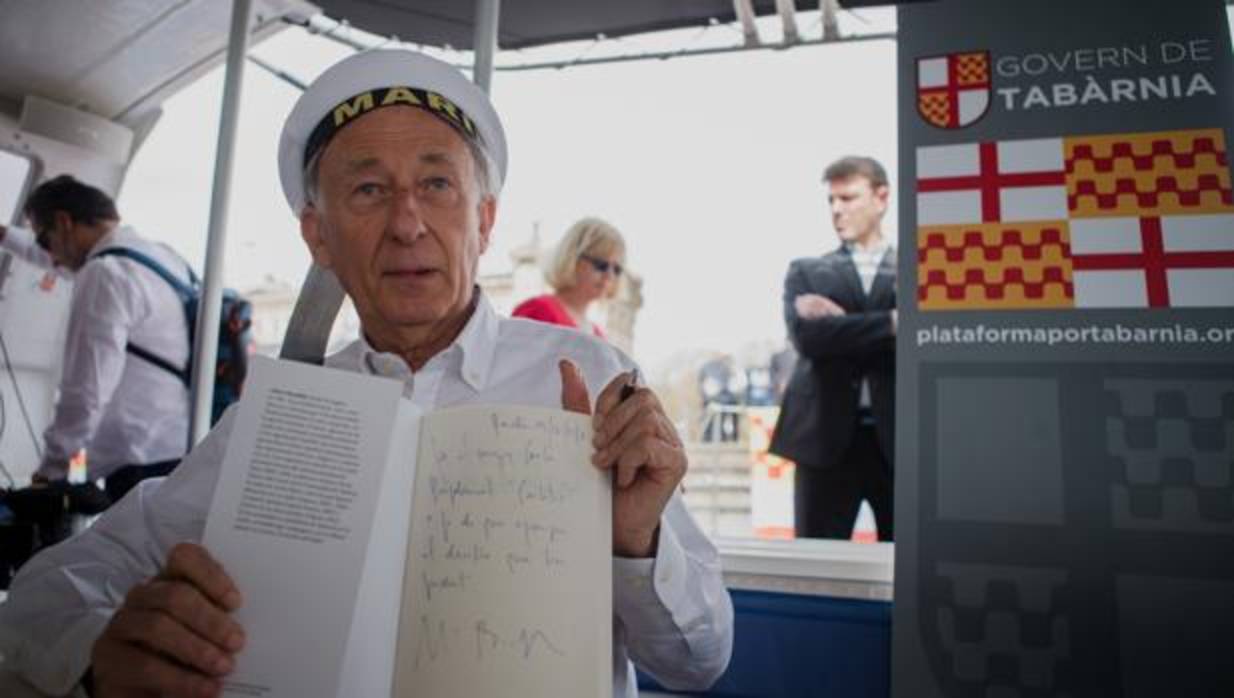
(619, 368, 640, 402)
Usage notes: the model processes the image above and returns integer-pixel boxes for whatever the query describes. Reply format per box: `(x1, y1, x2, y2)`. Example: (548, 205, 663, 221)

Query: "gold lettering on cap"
(381, 87, 423, 107)
(426, 92, 460, 122)
(333, 92, 375, 126)
(460, 112, 477, 136)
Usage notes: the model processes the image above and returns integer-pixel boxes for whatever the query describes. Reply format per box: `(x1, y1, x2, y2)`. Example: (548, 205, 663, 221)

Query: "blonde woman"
(512, 216, 626, 338)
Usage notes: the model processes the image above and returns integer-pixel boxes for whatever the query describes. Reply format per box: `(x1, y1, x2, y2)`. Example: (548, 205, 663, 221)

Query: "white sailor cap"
(277, 49, 508, 214)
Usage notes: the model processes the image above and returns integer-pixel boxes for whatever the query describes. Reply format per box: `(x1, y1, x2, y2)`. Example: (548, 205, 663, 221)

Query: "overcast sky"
(118, 12, 899, 373)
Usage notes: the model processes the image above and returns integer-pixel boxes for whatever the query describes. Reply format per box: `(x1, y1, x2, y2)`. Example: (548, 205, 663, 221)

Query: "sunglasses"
(34, 223, 53, 251)
(580, 253, 623, 277)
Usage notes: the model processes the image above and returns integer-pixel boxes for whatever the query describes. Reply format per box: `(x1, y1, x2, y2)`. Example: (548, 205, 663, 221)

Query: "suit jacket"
(769, 246, 897, 469)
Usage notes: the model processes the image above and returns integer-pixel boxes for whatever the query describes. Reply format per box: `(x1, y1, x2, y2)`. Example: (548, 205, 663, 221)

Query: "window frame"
(0, 146, 41, 227)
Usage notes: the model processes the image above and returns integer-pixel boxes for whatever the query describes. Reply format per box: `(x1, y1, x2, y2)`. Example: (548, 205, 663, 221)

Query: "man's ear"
(477, 195, 497, 255)
(299, 205, 333, 269)
(874, 184, 891, 213)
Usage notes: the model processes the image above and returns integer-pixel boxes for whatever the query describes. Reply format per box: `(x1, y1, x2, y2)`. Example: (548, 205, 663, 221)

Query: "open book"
(202, 356, 612, 698)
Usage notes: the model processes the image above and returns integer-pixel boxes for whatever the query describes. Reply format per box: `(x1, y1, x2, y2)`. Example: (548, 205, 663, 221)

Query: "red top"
(511, 294, 605, 338)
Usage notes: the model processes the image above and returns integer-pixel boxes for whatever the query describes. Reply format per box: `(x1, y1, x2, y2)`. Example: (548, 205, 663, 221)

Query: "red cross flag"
(917, 138, 1069, 226)
(1070, 214, 1234, 307)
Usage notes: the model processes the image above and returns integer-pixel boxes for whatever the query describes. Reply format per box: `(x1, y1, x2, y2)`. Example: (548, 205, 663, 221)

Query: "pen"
(619, 368, 640, 402)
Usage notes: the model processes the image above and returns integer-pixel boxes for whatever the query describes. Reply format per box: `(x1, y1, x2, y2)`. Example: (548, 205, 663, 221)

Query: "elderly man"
(0, 50, 733, 697)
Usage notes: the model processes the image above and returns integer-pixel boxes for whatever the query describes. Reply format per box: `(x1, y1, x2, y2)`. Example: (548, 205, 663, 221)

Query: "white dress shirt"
(844, 239, 892, 410)
(846, 239, 890, 297)
(0, 293, 734, 697)
(2, 225, 192, 479)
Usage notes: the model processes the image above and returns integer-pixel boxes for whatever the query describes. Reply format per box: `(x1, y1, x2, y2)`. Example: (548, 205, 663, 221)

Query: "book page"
(393, 405, 612, 698)
(335, 398, 421, 698)
(203, 355, 414, 698)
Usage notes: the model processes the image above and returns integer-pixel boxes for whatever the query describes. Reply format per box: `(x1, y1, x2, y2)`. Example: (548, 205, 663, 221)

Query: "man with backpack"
(1, 175, 209, 503)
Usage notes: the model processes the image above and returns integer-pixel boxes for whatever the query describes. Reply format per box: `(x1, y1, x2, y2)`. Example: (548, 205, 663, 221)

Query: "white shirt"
(845, 239, 890, 297)
(844, 240, 892, 410)
(2, 225, 192, 479)
(0, 294, 734, 697)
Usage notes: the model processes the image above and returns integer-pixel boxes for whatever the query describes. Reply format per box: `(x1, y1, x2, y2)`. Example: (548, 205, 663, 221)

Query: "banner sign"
(895, 2, 1234, 696)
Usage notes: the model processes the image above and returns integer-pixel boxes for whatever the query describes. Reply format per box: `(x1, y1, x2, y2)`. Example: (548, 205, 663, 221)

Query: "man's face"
(32, 212, 89, 270)
(827, 175, 888, 244)
(299, 107, 496, 339)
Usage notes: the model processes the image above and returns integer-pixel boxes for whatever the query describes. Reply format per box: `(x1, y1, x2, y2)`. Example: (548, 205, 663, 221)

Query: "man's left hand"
(560, 360, 686, 558)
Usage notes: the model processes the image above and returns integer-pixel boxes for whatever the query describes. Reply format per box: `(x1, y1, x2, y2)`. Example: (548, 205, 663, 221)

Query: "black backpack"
(93, 248, 253, 426)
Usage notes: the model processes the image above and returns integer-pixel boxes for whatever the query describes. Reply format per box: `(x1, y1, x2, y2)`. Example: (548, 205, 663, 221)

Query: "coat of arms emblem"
(917, 51, 991, 129)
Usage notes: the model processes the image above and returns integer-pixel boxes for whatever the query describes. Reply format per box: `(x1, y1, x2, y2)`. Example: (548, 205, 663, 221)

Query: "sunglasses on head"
(580, 253, 623, 277)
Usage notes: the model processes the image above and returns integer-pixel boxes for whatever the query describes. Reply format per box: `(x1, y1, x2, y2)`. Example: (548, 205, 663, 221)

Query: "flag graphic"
(917, 128, 1234, 310)
(917, 52, 991, 129)
(1070, 214, 1234, 308)
(918, 138, 1068, 225)
(918, 224, 1073, 310)
(1067, 129, 1233, 218)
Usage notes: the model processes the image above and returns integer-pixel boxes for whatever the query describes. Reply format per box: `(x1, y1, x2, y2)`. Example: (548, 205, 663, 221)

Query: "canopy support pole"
(733, 0, 760, 47)
(190, 0, 252, 444)
(822, 0, 842, 41)
(473, 0, 500, 92)
(775, 0, 800, 44)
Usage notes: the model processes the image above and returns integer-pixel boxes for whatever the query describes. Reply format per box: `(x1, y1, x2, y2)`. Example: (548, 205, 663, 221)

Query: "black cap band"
(303, 86, 480, 168)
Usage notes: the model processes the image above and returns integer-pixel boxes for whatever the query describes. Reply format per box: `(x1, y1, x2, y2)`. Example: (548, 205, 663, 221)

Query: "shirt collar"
(347, 288, 499, 392)
(843, 239, 891, 259)
(85, 224, 136, 259)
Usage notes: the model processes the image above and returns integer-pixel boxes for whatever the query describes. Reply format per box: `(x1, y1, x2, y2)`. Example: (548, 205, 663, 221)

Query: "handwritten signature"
(474, 619, 566, 661)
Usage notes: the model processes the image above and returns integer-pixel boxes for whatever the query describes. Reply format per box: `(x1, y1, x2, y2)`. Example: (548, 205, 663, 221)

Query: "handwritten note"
(392, 406, 612, 698)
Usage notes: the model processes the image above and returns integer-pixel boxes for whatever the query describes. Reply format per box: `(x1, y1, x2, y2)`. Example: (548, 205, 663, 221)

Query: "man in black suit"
(769, 156, 897, 540)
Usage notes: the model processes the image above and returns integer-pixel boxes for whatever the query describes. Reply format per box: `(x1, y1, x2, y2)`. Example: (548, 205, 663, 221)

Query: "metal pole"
(247, 54, 307, 91)
(472, 0, 500, 92)
(497, 32, 896, 72)
(775, 0, 799, 44)
(733, 0, 760, 47)
(821, 0, 841, 41)
(190, 0, 253, 444)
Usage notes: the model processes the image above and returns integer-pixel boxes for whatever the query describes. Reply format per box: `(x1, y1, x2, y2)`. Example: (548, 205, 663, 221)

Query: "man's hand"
(794, 293, 846, 319)
(91, 542, 245, 698)
(560, 360, 686, 558)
